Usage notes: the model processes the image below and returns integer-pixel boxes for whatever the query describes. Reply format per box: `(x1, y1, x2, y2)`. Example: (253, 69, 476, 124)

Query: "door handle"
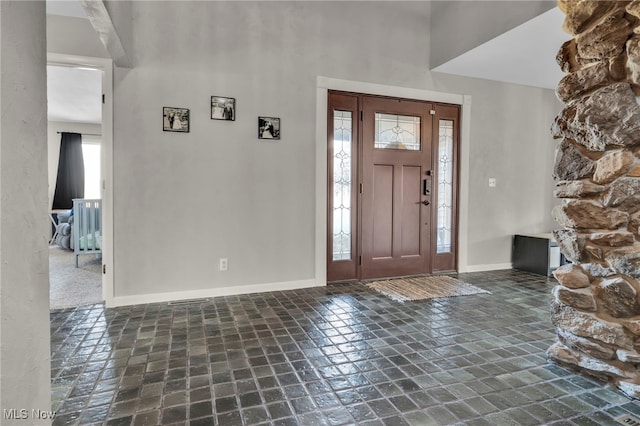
(422, 200, 430, 206)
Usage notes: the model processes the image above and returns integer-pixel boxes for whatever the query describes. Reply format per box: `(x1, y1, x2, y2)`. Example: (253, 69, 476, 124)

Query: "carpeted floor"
(366, 275, 490, 302)
(49, 246, 102, 310)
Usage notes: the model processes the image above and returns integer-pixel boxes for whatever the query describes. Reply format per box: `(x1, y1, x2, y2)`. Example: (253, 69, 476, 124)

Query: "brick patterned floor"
(50, 270, 640, 425)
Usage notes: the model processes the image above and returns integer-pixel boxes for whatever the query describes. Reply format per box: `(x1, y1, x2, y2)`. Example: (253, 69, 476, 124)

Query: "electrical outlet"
(488, 178, 497, 187)
(219, 258, 228, 271)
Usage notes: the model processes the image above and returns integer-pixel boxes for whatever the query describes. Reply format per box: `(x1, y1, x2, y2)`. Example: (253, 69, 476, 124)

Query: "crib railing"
(72, 198, 102, 267)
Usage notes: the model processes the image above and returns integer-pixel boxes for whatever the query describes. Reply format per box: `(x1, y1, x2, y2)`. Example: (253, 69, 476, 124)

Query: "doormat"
(365, 275, 490, 302)
(615, 414, 640, 426)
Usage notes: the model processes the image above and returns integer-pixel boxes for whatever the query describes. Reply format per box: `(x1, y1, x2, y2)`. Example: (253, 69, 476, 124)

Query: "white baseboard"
(107, 278, 323, 308)
(460, 263, 512, 273)
(105, 263, 515, 307)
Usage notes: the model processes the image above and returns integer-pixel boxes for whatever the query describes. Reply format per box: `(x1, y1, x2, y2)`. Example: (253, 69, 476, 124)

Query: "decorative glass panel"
(332, 110, 352, 261)
(374, 113, 420, 150)
(437, 120, 454, 253)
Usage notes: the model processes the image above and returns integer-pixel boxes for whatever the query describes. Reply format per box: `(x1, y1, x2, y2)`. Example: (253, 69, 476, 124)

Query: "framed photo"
(258, 116, 280, 140)
(163, 107, 190, 132)
(211, 96, 235, 121)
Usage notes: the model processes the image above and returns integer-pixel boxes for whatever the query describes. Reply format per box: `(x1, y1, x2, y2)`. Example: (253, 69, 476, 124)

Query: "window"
(332, 110, 353, 261)
(437, 120, 454, 253)
(82, 137, 101, 199)
(374, 113, 420, 150)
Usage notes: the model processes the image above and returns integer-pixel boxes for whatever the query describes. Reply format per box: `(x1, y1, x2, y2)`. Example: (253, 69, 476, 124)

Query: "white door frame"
(47, 53, 114, 305)
(315, 76, 473, 284)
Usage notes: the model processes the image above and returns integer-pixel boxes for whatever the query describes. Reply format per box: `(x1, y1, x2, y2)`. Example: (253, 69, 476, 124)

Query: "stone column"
(550, 0, 640, 398)
(0, 1, 51, 422)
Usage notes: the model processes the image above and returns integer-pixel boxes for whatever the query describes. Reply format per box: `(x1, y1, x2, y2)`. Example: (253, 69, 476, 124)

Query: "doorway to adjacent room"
(47, 53, 114, 309)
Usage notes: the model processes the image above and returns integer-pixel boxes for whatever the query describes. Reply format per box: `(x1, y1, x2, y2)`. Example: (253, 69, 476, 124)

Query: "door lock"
(422, 200, 430, 206)
(423, 179, 431, 195)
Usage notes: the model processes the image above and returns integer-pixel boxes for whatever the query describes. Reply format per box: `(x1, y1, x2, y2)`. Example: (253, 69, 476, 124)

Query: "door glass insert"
(332, 110, 352, 261)
(374, 113, 420, 150)
(437, 119, 454, 253)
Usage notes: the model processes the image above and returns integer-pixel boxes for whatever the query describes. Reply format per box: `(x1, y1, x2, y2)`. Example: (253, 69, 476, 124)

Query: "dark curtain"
(52, 132, 84, 209)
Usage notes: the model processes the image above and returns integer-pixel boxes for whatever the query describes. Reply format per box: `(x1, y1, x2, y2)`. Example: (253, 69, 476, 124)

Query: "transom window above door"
(374, 113, 421, 151)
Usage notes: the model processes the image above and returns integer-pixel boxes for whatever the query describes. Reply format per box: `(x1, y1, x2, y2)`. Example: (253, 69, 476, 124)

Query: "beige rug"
(49, 246, 102, 310)
(366, 275, 490, 302)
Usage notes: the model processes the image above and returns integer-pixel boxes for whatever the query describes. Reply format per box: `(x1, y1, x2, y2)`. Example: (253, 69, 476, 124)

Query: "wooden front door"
(327, 91, 460, 282)
(360, 96, 433, 279)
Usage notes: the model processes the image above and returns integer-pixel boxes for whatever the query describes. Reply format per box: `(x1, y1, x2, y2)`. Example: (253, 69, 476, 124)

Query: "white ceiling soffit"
(47, 65, 102, 124)
(46, 0, 87, 18)
(432, 7, 567, 90)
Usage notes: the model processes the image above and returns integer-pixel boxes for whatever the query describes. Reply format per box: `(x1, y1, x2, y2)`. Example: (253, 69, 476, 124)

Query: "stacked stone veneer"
(549, 0, 640, 398)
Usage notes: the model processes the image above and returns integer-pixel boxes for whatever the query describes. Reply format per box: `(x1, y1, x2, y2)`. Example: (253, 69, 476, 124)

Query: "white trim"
(315, 76, 472, 283)
(315, 87, 328, 286)
(109, 279, 321, 308)
(47, 53, 115, 307)
(458, 94, 472, 273)
(317, 77, 465, 105)
(47, 53, 108, 69)
(461, 263, 512, 273)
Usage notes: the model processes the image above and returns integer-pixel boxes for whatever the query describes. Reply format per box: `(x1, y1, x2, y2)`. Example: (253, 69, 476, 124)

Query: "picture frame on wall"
(163, 107, 190, 133)
(211, 96, 235, 121)
(258, 116, 280, 140)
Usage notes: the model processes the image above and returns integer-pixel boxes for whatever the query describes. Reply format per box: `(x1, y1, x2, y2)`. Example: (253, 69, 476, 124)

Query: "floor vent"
(167, 298, 210, 306)
(615, 415, 640, 426)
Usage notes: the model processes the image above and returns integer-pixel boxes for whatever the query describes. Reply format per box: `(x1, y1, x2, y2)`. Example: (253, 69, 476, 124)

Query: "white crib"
(72, 199, 102, 267)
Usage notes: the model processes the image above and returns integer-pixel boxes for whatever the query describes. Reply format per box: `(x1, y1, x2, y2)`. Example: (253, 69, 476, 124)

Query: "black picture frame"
(211, 96, 236, 121)
(163, 107, 190, 133)
(258, 117, 280, 140)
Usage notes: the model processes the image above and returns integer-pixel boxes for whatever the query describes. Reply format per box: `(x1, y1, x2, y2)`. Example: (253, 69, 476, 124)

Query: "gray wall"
(44, 1, 561, 299)
(103, 0, 133, 63)
(430, 0, 556, 68)
(1, 1, 51, 421)
(47, 14, 108, 58)
(432, 75, 562, 265)
(105, 1, 559, 299)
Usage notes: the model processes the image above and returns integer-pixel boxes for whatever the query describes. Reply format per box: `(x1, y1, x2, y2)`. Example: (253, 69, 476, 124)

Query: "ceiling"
(432, 7, 567, 90)
(47, 65, 102, 124)
(44, 1, 567, 125)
